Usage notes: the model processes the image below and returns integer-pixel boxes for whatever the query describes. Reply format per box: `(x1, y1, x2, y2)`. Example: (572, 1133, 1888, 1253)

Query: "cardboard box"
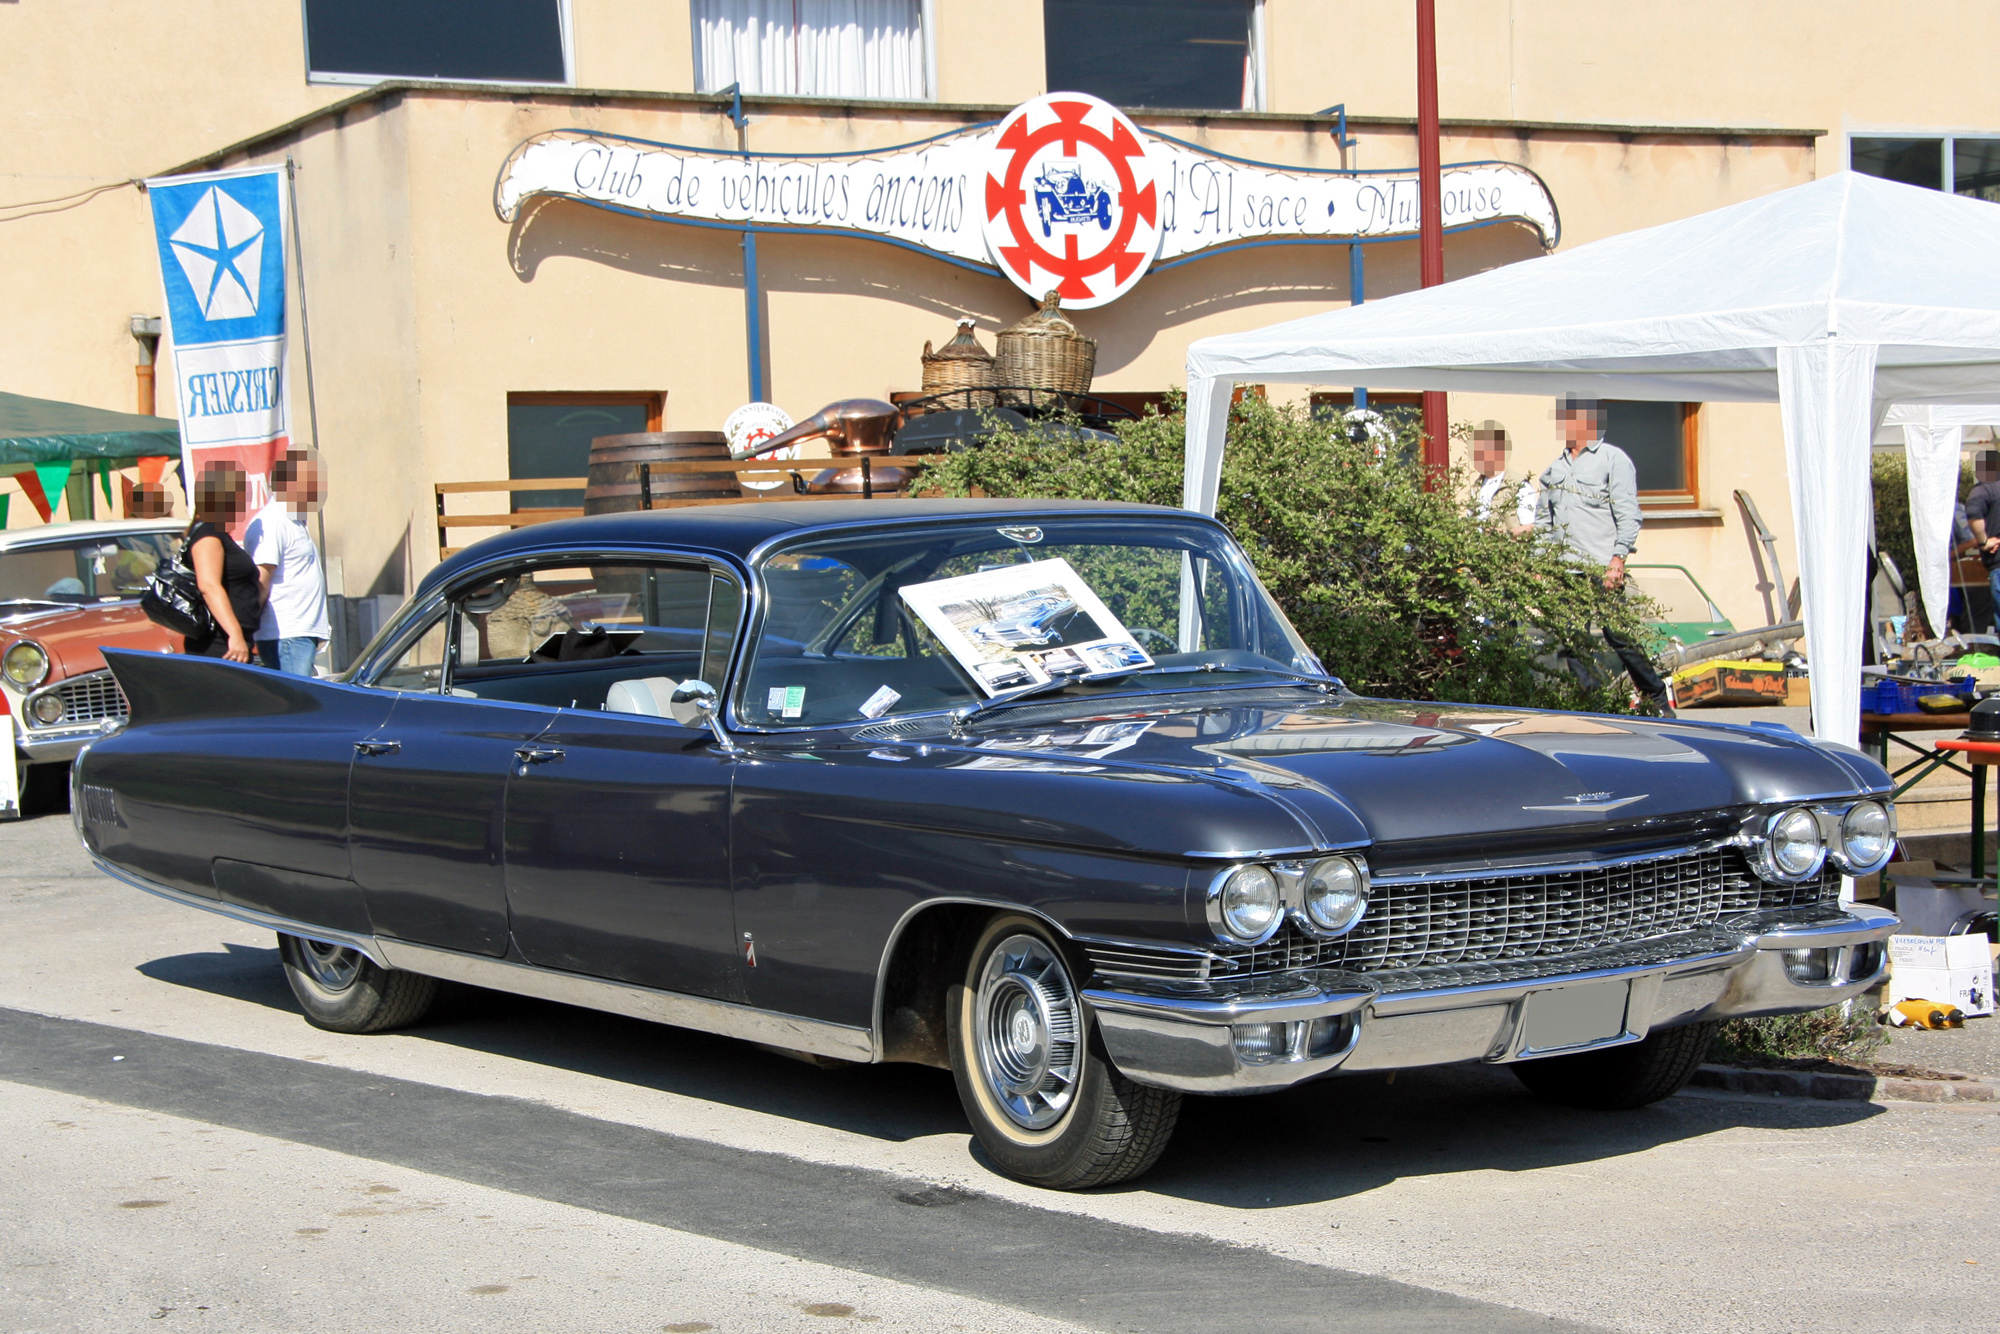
(1888, 934, 1996, 1016)
(1671, 659, 1789, 707)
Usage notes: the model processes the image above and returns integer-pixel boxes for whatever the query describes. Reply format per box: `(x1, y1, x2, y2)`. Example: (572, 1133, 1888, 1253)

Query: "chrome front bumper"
(1085, 905, 1898, 1094)
(14, 719, 114, 764)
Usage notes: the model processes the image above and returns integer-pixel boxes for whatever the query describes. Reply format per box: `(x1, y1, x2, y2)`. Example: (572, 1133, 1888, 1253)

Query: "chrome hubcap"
(974, 934, 1081, 1131)
(298, 939, 362, 992)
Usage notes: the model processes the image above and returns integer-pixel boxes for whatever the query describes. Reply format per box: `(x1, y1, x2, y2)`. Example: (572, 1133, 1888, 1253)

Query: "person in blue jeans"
(245, 449, 330, 675)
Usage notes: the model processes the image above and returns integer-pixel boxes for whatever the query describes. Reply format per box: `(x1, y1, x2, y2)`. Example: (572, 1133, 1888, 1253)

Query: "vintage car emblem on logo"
(981, 93, 1161, 309)
(1522, 791, 1649, 813)
(167, 186, 266, 321)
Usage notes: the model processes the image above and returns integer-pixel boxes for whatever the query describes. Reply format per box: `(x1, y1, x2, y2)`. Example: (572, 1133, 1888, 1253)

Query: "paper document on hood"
(899, 556, 1154, 696)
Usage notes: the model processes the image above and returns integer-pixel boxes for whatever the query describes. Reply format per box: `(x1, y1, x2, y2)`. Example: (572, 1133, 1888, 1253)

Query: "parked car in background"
(76, 500, 1898, 1189)
(2, 519, 183, 810)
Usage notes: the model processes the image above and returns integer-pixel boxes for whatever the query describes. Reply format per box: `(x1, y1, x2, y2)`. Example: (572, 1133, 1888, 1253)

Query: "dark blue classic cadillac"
(75, 500, 1898, 1188)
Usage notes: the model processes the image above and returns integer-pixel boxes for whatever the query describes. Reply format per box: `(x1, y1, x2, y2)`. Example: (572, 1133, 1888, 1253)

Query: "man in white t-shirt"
(246, 448, 330, 676)
(1470, 421, 1537, 528)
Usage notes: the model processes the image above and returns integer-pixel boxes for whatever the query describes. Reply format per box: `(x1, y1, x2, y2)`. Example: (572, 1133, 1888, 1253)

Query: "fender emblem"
(1523, 792, 1649, 813)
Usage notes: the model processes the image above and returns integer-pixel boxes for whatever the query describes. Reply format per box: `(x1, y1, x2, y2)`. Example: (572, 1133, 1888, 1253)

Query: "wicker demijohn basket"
(920, 318, 996, 409)
(994, 290, 1095, 406)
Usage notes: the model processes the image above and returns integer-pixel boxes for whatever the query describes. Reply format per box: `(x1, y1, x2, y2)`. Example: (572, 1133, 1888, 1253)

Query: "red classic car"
(2, 519, 184, 813)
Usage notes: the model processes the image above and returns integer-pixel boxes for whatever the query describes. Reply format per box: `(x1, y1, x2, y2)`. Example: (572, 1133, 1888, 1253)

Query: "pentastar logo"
(980, 93, 1161, 309)
(167, 186, 266, 321)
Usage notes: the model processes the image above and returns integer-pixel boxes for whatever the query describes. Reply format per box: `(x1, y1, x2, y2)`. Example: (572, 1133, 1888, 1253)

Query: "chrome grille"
(1083, 941, 1214, 984)
(38, 670, 128, 726)
(1238, 847, 1836, 978)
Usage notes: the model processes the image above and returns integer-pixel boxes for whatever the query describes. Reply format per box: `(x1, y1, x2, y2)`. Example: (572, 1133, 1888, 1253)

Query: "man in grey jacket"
(1534, 396, 1671, 711)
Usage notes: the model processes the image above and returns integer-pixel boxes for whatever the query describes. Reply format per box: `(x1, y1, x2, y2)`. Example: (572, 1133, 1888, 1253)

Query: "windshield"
(740, 517, 1321, 728)
(0, 532, 180, 605)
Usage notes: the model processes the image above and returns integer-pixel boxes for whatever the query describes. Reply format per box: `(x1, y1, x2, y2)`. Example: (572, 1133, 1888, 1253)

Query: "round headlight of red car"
(3, 641, 50, 691)
(29, 693, 65, 725)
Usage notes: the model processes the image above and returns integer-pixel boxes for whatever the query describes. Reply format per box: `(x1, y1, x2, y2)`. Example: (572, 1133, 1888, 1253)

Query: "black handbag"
(139, 535, 214, 639)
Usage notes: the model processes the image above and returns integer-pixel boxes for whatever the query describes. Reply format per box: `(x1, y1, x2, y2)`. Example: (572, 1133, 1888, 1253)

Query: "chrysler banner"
(146, 165, 294, 520)
(495, 93, 1559, 309)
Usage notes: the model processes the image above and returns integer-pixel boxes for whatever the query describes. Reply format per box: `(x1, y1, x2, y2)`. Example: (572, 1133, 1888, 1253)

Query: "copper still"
(746, 398, 911, 494)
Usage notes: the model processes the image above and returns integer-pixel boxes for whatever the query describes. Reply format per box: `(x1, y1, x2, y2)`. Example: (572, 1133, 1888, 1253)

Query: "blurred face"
(1472, 431, 1508, 476)
(128, 483, 171, 519)
(1978, 457, 2000, 485)
(278, 457, 325, 513)
(1557, 407, 1603, 450)
(193, 467, 248, 524)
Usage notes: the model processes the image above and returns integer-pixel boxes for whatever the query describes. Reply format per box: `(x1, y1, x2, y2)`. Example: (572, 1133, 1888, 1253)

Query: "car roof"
(0, 519, 184, 551)
(421, 498, 1209, 596)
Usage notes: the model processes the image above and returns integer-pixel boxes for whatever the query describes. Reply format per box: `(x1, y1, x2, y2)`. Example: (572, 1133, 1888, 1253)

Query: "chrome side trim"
(376, 939, 875, 1063)
(90, 854, 392, 970)
(92, 852, 876, 1062)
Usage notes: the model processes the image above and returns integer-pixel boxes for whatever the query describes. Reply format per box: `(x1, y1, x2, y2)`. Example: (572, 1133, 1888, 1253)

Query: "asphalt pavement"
(2, 809, 1996, 1333)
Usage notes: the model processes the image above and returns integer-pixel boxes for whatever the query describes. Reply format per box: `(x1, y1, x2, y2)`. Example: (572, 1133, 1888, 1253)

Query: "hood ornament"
(1522, 792, 1648, 813)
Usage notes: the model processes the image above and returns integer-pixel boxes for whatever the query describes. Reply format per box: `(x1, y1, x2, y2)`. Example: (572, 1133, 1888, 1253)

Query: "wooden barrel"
(583, 432, 739, 514)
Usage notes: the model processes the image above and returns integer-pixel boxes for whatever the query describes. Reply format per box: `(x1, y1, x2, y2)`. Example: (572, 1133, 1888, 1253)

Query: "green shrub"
(1714, 1007, 1886, 1066)
(917, 395, 1651, 710)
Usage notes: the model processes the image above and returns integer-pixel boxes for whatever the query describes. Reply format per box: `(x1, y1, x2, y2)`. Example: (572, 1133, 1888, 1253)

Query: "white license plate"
(1520, 980, 1631, 1054)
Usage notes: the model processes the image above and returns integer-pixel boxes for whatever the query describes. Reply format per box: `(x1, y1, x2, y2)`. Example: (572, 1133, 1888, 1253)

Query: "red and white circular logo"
(981, 93, 1161, 310)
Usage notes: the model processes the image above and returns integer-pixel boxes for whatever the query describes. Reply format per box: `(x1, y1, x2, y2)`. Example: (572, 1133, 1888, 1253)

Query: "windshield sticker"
(899, 557, 1155, 696)
(858, 685, 902, 718)
(768, 685, 806, 718)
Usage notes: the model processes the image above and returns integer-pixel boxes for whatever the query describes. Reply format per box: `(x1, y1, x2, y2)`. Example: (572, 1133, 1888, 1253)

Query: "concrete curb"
(1691, 1063, 1998, 1103)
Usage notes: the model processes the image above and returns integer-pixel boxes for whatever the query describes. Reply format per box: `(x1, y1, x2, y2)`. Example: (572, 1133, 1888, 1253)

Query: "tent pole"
(1415, 0, 1448, 484)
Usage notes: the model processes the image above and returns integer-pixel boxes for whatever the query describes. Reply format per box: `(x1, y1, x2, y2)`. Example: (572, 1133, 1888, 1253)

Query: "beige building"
(4, 1, 1996, 643)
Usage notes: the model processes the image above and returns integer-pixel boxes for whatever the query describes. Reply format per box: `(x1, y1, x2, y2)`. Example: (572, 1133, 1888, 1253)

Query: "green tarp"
(0, 390, 179, 465)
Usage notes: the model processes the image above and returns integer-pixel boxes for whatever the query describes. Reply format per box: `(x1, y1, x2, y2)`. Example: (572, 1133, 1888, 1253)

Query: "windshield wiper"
(1127, 663, 1343, 691)
(947, 677, 1087, 732)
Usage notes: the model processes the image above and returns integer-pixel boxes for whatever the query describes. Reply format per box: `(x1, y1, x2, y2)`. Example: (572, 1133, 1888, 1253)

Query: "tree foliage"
(916, 395, 1651, 711)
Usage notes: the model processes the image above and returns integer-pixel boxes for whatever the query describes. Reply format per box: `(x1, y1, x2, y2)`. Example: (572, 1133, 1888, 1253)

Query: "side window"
(699, 572, 741, 686)
(372, 614, 450, 692)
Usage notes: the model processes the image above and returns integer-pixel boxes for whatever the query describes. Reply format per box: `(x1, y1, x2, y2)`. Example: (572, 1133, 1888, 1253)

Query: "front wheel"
(278, 933, 438, 1034)
(1510, 1020, 1718, 1110)
(947, 915, 1181, 1189)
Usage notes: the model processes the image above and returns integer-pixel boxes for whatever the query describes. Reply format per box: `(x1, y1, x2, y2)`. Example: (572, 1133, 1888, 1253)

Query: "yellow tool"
(1879, 998, 1966, 1029)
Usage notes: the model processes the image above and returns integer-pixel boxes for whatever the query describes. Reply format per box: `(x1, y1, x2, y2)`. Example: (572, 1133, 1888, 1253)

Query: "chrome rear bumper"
(1085, 905, 1898, 1094)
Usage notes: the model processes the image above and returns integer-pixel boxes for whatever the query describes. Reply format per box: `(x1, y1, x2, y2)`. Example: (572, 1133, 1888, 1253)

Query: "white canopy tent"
(1877, 403, 2000, 640)
(1182, 172, 2000, 745)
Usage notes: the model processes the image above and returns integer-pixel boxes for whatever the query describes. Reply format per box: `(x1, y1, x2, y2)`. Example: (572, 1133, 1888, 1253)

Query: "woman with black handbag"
(183, 464, 263, 662)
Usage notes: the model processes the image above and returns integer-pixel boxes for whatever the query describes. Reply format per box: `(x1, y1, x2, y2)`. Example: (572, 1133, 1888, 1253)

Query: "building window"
(1852, 135, 2000, 202)
(1602, 401, 1699, 509)
(691, 0, 929, 100)
(304, 0, 570, 85)
(507, 393, 662, 512)
(1044, 0, 1262, 111)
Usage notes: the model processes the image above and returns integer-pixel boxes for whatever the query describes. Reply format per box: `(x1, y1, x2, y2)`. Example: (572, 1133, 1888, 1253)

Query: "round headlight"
(1768, 807, 1825, 878)
(3, 641, 50, 690)
(1213, 864, 1282, 942)
(1840, 800, 1893, 870)
(29, 693, 64, 725)
(1302, 856, 1368, 934)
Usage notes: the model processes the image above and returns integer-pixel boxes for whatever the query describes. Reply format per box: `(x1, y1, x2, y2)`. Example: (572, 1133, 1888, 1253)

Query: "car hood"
(915, 692, 1887, 862)
(0, 602, 177, 683)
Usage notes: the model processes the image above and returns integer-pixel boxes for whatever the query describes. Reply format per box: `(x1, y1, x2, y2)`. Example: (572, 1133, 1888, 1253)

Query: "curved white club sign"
(495, 94, 1559, 308)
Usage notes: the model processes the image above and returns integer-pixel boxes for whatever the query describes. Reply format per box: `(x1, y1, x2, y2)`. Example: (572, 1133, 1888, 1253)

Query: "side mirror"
(669, 679, 744, 755)
(668, 679, 720, 727)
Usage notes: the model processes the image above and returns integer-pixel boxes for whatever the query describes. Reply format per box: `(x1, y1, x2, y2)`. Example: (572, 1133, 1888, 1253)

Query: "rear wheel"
(278, 933, 437, 1034)
(1510, 1020, 1718, 1109)
(947, 914, 1181, 1189)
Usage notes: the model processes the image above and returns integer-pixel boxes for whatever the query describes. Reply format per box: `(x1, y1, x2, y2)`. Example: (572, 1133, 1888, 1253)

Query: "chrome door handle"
(354, 740, 401, 756)
(514, 745, 565, 765)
